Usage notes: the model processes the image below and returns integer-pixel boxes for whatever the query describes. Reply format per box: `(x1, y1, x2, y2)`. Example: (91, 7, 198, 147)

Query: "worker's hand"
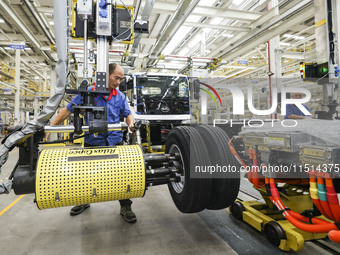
(45, 133, 50, 141)
(129, 123, 134, 132)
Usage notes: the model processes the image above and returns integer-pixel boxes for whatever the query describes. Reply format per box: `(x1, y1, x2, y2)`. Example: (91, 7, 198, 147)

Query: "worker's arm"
(126, 114, 134, 132)
(50, 107, 72, 125)
(287, 114, 305, 119)
(45, 107, 72, 140)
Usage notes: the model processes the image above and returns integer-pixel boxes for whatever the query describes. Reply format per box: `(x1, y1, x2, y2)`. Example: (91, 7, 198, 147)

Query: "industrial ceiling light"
(232, 0, 245, 6)
(280, 42, 291, 46)
(283, 34, 305, 40)
(222, 34, 234, 38)
(0, 18, 4, 23)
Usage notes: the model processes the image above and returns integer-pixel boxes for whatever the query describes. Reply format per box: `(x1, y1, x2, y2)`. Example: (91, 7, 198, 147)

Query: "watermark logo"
(216, 86, 311, 116)
(199, 82, 223, 107)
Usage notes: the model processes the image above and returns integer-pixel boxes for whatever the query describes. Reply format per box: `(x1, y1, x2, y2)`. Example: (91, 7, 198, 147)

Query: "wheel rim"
(230, 202, 244, 220)
(264, 221, 286, 246)
(168, 144, 185, 194)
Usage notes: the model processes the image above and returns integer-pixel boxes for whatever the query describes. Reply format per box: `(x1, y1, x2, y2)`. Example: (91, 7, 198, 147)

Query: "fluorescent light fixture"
(0, 18, 4, 23)
(69, 42, 84, 46)
(232, 0, 245, 6)
(222, 34, 234, 38)
(210, 17, 223, 25)
(188, 41, 197, 49)
(199, 0, 215, 7)
(283, 34, 305, 40)
(186, 15, 201, 23)
(280, 42, 291, 46)
(162, 26, 192, 55)
(49, 21, 54, 25)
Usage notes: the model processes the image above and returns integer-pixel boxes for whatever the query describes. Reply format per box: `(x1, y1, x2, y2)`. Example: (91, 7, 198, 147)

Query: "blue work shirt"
(285, 104, 311, 119)
(67, 87, 131, 146)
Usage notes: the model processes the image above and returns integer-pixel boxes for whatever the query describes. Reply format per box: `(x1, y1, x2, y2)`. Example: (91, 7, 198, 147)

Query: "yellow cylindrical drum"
(35, 145, 145, 209)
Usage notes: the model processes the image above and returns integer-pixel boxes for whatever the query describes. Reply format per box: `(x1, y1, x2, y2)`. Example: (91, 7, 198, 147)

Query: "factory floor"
(1, 147, 339, 255)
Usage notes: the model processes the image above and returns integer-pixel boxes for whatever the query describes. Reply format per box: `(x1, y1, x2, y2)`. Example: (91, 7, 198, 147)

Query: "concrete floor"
(1, 148, 339, 255)
(1, 149, 236, 255)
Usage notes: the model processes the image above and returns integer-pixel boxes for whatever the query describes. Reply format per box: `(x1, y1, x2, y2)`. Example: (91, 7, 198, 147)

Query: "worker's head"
(108, 63, 124, 90)
(292, 93, 305, 99)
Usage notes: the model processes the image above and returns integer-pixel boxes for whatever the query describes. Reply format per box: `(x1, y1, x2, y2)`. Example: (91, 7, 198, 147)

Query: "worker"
(47, 63, 136, 223)
(285, 92, 312, 119)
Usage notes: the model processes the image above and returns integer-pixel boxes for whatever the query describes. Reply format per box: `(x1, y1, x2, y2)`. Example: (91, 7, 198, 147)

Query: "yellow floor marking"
(9, 149, 18, 153)
(0, 195, 25, 216)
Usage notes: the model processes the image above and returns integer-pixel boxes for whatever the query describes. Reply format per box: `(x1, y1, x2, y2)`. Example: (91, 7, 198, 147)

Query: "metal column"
(49, 65, 57, 140)
(33, 96, 39, 120)
(43, 70, 47, 92)
(315, 0, 333, 105)
(14, 49, 21, 126)
(267, 0, 281, 119)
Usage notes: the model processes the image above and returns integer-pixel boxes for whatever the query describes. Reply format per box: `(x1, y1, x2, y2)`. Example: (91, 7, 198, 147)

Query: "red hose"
(309, 173, 329, 217)
(269, 179, 338, 233)
(289, 210, 331, 225)
(329, 230, 340, 243)
(250, 151, 265, 188)
(228, 139, 247, 168)
(228, 139, 251, 182)
(274, 178, 309, 185)
(325, 177, 340, 222)
(317, 176, 336, 221)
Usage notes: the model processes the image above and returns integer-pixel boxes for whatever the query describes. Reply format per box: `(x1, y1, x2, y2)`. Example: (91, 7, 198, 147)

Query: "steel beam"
(183, 22, 250, 32)
(44, 123, 128, 133)
(212, 0, 314, 62)
(126, 0, 155, 66)
(153, 1, 262, 21)
(146, 0, 200, 67)
(0, 0, 53, 62)
(0, 47, 44, 79)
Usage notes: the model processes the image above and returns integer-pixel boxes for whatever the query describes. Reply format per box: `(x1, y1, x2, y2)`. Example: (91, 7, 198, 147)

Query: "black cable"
(279, 208, 291, 214)
(111, 0, 133, 42)
(38, 133, 91, 145)
(327, 0, 335, 65)
(335, 221, 340, 230)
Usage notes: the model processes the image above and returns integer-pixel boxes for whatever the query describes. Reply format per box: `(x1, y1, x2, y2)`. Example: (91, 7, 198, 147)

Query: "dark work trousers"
(84, 142, 132, 207)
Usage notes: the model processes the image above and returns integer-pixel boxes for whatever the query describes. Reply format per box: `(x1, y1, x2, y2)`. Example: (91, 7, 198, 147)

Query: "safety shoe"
(70, 204, 90, 216)
(120, 204, 137, 223)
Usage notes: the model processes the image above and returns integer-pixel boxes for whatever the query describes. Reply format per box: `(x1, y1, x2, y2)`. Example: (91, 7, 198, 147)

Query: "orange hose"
(228, 139, 247, 168)
(252, 154, 262, 188)
(249, 149, 265, 188)
(317, 176, 336, 221)
(329, 230, 340, 243)
(228, 139, 251, 181)
(309, 173, 329, 217)
(289, 210, 330, 225)
(269, 179, 338, 233)
(325, 178, 340, 222)
(228, 139, 253, 184)
(312, 198, 328, 218)
(274, 178, 309, 185)
(247, 149, 254, 184)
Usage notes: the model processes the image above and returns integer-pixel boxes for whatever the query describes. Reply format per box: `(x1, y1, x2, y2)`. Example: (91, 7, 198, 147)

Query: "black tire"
(264, 221, 287, 247)
(230, 201, 245, 220)
(165, 126, 212, 213)
(195, 125, 240, 210)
